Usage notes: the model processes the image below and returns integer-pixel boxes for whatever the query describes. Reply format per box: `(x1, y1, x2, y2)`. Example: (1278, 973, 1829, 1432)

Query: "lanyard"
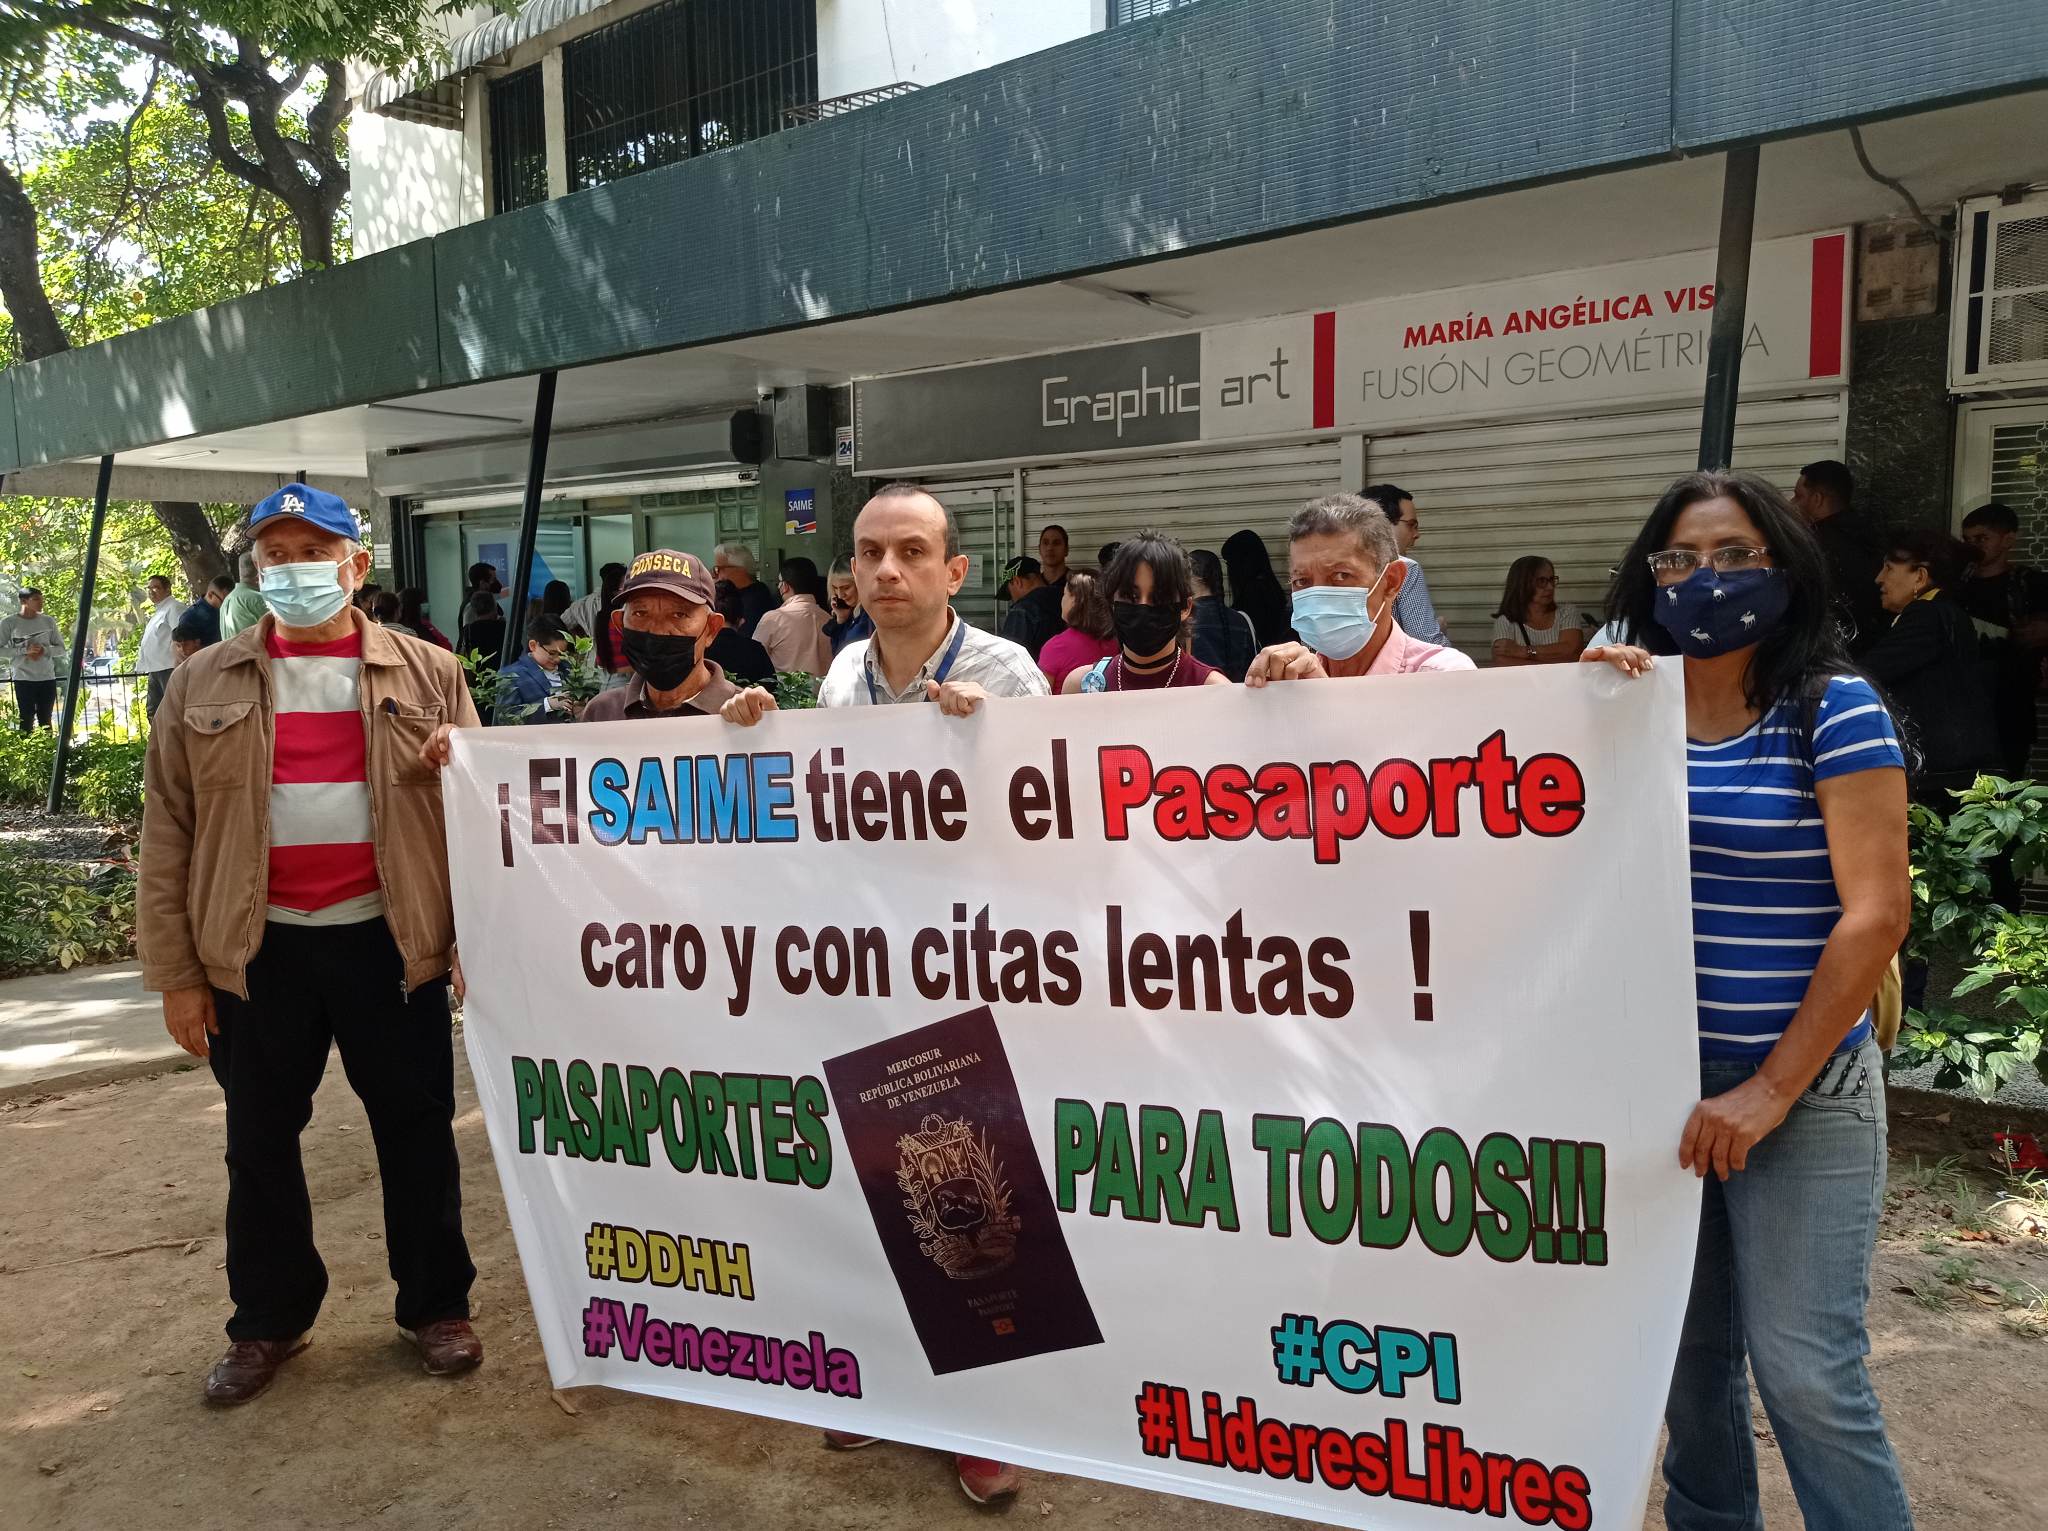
(865, 615, 967, 705)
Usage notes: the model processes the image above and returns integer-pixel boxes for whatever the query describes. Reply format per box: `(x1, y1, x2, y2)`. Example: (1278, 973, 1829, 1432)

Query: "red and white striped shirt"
(266, 629, 381, 925)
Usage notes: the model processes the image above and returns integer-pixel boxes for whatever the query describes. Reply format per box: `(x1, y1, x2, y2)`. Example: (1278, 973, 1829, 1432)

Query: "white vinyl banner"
(446, 666, 1702, 1530)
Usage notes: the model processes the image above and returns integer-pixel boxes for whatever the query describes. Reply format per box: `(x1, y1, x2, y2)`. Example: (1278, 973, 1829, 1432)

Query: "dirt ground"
(3, 1043, 2044, 1531)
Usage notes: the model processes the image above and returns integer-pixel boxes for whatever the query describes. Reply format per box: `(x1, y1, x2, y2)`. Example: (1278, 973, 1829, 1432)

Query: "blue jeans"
(1663, 1039, 1914, 1531)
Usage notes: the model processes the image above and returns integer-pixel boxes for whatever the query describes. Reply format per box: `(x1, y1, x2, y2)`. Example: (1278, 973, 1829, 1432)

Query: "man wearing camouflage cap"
(577, 548, 740, 722)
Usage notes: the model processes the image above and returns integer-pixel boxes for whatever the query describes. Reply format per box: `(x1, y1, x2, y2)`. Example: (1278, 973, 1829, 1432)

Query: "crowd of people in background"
(10, 459, 2043, 798)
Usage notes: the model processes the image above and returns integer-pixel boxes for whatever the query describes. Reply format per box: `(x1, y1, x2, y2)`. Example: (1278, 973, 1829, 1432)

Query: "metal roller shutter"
(1022, 438, 1346, 570)
(921, 479, 1019, 634)
(1364, 394, 1847, 657)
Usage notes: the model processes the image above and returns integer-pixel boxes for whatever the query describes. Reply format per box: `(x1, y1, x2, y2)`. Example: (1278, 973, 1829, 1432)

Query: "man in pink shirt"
(750, 554, 834, 677)
(1245, 493, 1476, 685)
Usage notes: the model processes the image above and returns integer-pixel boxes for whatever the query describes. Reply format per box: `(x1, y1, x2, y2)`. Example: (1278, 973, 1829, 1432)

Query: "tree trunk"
(153, 501, 230, 598)
(0, 159, 72, 362)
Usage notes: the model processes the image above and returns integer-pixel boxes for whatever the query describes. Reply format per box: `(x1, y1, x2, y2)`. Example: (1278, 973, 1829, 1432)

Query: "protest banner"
(444, 664, 1701, 1529)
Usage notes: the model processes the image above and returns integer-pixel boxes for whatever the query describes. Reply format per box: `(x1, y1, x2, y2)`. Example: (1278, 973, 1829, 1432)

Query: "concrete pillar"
(542, 48, 570, 200)
(463, 72, 492, 220)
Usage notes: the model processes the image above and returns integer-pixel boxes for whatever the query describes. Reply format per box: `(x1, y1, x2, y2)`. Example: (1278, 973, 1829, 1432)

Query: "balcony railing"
(784, 81, 921, 125)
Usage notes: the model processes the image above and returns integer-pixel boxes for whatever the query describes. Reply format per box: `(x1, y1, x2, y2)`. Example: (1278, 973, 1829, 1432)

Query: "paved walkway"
(0, 960, 186, 1099)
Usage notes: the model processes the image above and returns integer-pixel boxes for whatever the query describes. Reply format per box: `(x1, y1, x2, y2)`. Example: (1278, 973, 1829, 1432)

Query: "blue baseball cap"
(248, 484, 357, 540)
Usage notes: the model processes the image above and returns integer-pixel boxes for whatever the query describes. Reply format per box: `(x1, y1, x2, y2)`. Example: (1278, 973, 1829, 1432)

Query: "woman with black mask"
(1583, 471, 1914, 1531)
(1060, 532, 1232, 693)
(1221, 528, 1294, 648)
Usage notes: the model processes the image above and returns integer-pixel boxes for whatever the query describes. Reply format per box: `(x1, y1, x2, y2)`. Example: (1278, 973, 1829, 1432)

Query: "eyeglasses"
(1646, 546, 1769, 585)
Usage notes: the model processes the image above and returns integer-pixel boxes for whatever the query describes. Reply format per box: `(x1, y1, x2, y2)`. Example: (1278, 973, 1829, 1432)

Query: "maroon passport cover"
(824, 1006, 1104, 1375)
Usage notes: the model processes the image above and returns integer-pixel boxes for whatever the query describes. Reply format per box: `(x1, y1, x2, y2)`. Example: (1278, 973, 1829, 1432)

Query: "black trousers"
(208, 918, 475, 1341)
(145, 668, 171, 719)
(12, 678, 55, 731)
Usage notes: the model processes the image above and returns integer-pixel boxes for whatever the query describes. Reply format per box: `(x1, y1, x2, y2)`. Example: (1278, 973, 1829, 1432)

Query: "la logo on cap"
(281, 491, 305, 514)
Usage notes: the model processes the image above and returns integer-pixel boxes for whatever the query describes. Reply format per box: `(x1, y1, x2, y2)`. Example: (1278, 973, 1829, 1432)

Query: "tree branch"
(70, 58, 159, 327)
(188, 80, 268, 188)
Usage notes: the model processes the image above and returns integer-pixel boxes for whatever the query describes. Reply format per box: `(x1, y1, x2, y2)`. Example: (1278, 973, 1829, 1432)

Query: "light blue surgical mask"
(259, 560, 353, 628)
(1290, 572, 1387, 661)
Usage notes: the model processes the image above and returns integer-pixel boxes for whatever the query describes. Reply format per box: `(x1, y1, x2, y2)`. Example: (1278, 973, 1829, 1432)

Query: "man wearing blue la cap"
(139, 482, 487, 1408)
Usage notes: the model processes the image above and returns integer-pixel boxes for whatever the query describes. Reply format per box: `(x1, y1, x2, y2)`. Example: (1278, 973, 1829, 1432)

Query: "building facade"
(350, 0, 1210, 630)
(2, 0, 2043, 663)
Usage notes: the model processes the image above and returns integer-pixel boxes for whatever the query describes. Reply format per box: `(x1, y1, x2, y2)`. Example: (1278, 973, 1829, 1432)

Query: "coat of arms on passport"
(825, 1007, 1103, 1374)
(897, 1113, 1018, 1281)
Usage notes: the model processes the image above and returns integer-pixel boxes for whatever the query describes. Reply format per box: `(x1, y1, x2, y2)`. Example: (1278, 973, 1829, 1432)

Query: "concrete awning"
(22, 89, 2047, 497)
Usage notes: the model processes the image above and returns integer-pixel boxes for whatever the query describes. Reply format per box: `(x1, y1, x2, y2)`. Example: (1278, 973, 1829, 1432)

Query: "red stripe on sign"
(1809, 233, 1846, 378)
(1312, 311, 1336, 430)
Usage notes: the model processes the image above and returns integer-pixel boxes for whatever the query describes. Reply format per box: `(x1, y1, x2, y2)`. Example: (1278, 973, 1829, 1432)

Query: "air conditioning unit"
(1952, 191, 2048, 393)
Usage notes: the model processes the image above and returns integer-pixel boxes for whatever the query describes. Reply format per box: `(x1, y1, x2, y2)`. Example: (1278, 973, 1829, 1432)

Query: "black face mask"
(622, 627, 699, 690)
(1112, 600, 1182, 658)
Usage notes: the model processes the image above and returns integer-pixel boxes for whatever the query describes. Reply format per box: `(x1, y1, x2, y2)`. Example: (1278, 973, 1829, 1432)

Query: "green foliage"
(463, 636, 604, 724)
(72, 735, 147, 821)
(0, 726, 58, 806)
(0, 845, 136, 976)
(773, 671, 822, 710)
(724, 670, 822, 710)
(1902, 777, 2048, 1098)
(460, 646, 519, 724)
(559, 636, 604, 708)
(0, 46, 297, 634)
(0, 723, 146, 819)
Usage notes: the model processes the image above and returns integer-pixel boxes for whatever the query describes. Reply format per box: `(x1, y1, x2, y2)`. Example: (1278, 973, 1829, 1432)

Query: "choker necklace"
(1113, 650, 1180, 690)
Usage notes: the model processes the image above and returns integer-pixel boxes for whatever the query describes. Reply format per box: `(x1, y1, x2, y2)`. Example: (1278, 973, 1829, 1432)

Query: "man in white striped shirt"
(723, 484, 1049, 725)
(140, 484, 485, 1407)
(717, 483, 1040, 1506)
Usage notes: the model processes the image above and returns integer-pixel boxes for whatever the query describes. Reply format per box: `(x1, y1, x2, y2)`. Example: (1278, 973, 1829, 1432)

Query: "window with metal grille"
(1110, 0, 1204, 23)
(563, 0, 818, 194)
(488, 65, 548, 214)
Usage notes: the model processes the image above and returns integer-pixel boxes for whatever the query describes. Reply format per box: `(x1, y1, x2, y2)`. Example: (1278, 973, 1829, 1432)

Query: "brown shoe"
(203, 1334, 310, 1406)
(400, 1318, 483, 1376)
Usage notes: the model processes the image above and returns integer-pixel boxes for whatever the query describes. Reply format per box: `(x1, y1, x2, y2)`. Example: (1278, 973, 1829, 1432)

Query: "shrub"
(464, 636, 604, 724)
(72, 736, 147, 822)
(0, 724, 147, 821)
(0, 845, 137, 976)
(0, 727, 58, 807)
(1903, 777, 2048, 1097)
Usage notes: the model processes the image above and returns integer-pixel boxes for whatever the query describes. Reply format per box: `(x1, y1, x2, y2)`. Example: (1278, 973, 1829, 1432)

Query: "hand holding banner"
(445, 665, 1699, 1529)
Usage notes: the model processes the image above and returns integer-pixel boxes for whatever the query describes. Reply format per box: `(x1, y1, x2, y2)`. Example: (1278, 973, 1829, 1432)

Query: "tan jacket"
(139, 611, 480, 998)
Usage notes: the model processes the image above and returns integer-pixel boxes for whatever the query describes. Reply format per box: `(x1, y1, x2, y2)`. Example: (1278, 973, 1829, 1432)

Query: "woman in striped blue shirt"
(1586, 471, 1914, 1531)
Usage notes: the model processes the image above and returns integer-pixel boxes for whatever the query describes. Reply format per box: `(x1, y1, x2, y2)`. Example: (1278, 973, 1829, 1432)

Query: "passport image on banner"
(824, 1007, 1103, 1375)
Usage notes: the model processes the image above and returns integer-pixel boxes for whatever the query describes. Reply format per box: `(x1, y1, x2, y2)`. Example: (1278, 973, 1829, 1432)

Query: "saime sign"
(854, 232, 1849, 471)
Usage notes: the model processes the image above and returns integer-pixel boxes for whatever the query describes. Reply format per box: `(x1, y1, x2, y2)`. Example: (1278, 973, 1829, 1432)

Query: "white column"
(1340, 434, 1368, 493)
(462, 72, 491, 221)
(542, 47, 570, 200)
